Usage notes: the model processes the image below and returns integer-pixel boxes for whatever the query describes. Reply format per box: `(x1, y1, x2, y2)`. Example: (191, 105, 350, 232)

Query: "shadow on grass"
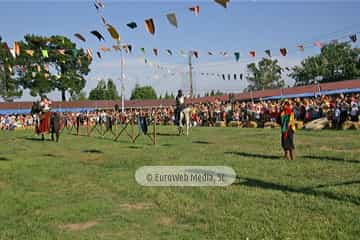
(43, 153, 58, 158)
(192, 141, 213, 145)
(156, 133, 179, 137)
(225, 151, 281, 160)
(21, 136, 53, 142)
(83, 149, 103, 154)
(0, 157, 11, 161)
(128, 146, 143, 149)
(234, 176, 360, 206)
(161, 143, 173, 147)
(302, 155, 360, 164)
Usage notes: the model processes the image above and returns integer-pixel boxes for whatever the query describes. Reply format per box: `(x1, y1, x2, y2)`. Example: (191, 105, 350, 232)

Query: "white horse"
(178, 106, 192, 136)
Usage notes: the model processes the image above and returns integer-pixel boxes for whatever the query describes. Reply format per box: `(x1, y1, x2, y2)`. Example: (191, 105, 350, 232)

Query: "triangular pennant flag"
(234, 52, 240, 62)
(228, 74, 231, 80)
(192, 51, 199, 58)
(86, 48, 93, 60)
(106, 24, 120, 40)
(297, 45, 304, 52)
(94, 2, 99, 11)
(222, 74, 225, 80)
(97, 51, 102, 59)
(58, 49, 65, 55)
(265, 49, 271, 57)
(280, 48, 287, 56)
(127, 45, 132, 53)
(95, 0, 104, 8)
(350, 34, 357, 43)
(74, 33, 86, 42)
(25, 50, 34, 56)
(314, 41, 324, 48)
(90, 30, 105, 41)
(189, 6, 200, 16)
(215, 0, 230, 8)
(249, 51, 256, 58)
(14, 42, 20, 56)
(140, 47, 145, 54)
(180, 50, 187, 57)
(145, 19, 155, 35)
(9, 48, 16, 58)
(153, 48, 158, 56)
(101, 16, 107, 25)
(100, 46, 111, 52)
(234, 74, 237, 80)
(208, 51, 213, 56)
(285, 67, 290, 71)
(41, 50, 48, 58)
(166, 49, 173, 56)
(240, 74, 243, 80)
(127, 22, 138, 29)
(113, 45, 121, 51)
(166, 13, 178, 28)
(144, 58, 148, 64)
(214, 0, 229, 8)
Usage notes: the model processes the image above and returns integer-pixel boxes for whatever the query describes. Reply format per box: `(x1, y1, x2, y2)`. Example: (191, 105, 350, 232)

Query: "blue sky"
(0, 1, 359, 101)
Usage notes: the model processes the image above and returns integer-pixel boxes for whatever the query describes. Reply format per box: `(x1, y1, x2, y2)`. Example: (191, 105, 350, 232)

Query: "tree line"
(1, 34, 359, 102)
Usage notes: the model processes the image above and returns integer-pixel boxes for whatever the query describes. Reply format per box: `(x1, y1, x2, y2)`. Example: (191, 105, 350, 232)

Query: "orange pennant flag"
(145, 18, 155, 35)
(14, 42, 20, 56)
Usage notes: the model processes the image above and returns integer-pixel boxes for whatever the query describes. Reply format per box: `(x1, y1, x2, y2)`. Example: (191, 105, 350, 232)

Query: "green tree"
(0, 36, 22, 101)
(88, 79, 119, 100)
(290, 42, 360, 86)
(16, 34, 91, 101)
(245, 58, 284, 91)
(130, 84, 157, 100)
(70, 90, 87, 101)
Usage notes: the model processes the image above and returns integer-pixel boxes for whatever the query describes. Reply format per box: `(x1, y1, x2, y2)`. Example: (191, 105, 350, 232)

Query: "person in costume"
(38, 95, 52, 138)
(280, 101, 296, 160)
(175, 89, 186, 125)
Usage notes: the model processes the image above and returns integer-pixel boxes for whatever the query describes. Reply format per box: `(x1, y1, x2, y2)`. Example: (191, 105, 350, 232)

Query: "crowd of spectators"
(1, 93, 359, 131)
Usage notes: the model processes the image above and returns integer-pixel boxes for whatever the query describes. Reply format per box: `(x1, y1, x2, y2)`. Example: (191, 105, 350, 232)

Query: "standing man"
(280, 101, 296, 160)
(175, 89, 186, 125)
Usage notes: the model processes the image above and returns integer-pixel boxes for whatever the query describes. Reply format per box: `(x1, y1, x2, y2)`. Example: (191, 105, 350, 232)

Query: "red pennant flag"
(314, 41, 324, 48)
(189, 6, 200, 16)
(249, 51, 256, 58)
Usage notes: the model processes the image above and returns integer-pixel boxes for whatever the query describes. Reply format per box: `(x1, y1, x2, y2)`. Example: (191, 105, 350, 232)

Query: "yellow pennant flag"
(25, 50, 34, 56)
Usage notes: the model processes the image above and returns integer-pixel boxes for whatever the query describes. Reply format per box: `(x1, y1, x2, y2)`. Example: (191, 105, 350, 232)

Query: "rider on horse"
(175, 89, 186, 125)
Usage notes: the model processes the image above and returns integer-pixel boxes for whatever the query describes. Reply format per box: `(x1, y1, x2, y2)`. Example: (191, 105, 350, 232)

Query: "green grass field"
(1, 126, 360, 240)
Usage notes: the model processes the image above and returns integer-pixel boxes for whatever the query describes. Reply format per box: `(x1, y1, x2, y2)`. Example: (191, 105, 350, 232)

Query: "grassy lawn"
(0, 126, 360, 240)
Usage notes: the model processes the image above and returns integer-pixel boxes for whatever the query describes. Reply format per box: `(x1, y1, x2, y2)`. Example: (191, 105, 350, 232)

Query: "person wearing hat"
(280, 101, 296, 160)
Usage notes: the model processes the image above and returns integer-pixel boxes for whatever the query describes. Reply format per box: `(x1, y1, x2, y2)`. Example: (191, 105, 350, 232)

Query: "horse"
(177, 106, 192, 136)
(31, 101, 62, 142)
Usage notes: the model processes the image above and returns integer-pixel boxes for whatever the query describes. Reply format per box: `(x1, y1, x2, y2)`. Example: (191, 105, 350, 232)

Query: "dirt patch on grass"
(156, 217, 176, 226)
(0, 181, 7, 189)
(119, 202, 154, 210)
(59, 221, 98, 231)
(319, 146, 360, 153)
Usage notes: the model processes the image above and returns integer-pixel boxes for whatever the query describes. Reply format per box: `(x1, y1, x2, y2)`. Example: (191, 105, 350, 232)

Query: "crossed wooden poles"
(62, 112, 157, 145)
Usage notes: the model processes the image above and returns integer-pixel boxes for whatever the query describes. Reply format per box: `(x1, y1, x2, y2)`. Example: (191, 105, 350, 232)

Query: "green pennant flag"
(41, 50, 49, 58)
(140, 48, 145, 54)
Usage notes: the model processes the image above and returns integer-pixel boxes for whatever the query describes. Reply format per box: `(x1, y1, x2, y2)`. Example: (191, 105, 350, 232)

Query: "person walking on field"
(280, 101, 296, 160)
